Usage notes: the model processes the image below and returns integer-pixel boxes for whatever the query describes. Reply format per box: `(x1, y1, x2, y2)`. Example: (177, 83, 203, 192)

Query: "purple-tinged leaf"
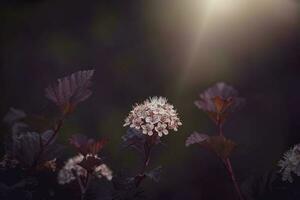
(5, 130, 61, 168)
(185, 132, 209, 147)
(207, 136, 237, 159)
(78, 155, 102, 172)
(122, 128, 146, 154)
(69, 134, 107, 155)
(186, 133, 236, 159)
(194, 82, 245, 120)
(122, 128, 161, 154)
(45, 70, 94, 114)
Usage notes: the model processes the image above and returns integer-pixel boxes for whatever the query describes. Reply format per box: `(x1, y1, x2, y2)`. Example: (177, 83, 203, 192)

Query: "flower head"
(57, 154, 112, 185)
(124, 96, 182, 137)
(94, 164, 113, 180)
(195, 82, 244, 124)
(278, 144, 300, 183)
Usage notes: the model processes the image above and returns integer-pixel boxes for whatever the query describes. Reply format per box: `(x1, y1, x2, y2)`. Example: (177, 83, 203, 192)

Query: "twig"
(224, 158, 244, 200)
(218, 123, 244, 200)
(32, 117, 64, 168)
(72, 169, 86, 200)
(135, 135, 154, 187)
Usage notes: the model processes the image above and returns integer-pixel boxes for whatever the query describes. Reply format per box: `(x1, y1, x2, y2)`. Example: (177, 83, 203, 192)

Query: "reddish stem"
(32, 117, 64, 168)
(135, 134, 155, 187)
(218, 123, 244, 200)
(224, 158, 244, 200)
(73, 169, 89, 200)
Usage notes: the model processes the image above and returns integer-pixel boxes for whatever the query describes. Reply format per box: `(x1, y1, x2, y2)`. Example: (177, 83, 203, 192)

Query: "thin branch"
(32, 117, 64, 168)
(135, 135, 154, 187)
(72, 169, 86, 200)
(218, 123, 244, 200)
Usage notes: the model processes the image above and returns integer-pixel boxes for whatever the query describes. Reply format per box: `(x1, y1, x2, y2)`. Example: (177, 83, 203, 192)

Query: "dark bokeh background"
(1, 0, 300, 199)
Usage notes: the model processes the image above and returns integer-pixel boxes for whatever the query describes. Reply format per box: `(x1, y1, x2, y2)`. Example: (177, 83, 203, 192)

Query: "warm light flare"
(144, 0, 300, 85)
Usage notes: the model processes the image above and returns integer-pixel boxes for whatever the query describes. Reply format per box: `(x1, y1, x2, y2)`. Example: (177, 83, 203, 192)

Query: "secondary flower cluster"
(124, 96, 182, 137)
(58, 154, 113, 185)
(278, 144, 300, 183)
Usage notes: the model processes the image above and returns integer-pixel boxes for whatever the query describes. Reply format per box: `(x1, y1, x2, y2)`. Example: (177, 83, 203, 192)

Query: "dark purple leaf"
(78, 155, 102, 172)
(3, 108, 26, 125)
(5, 130, 61, 168)
(69, 134, 107, 155)
(122, 128, 146, 154)
(45, 70, 94, 114)
(195, 82, 245, 113)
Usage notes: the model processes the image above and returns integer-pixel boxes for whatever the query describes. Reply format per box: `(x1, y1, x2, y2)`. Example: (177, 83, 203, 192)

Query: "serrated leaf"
(45, 70, 94, 114)
(69, 134, 107, 155)
(205, 136, 237, 159)
(7, 130, 61, 168)
(122, 128, 146, 154)
(23, 114, 54, 133)
(185, 132, 209, 147)
(241, 170, 278, 200)
(12, 132, 41, 167)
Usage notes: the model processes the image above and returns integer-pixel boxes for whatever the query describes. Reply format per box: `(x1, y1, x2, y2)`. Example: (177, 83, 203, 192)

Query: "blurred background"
(1, 0, 300, 199)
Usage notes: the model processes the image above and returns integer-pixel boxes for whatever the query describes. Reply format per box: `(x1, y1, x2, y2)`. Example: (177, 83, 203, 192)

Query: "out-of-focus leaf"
(11, 132, 41, 167)
(185, 132, 209, 147)
(186, 133, 236, 159)
(241, 170, 278, 200)
(122, 128, 161, 155)
(42, 143, 64, 163)
(23, 114, 54, 133)
(122, 128, 146, 154)
(213, 96, 234, 114)
(0, 177, 38, 200)
(70, 134, 107, 155)
(3, 108, 26, 125)
(3, 108, 29, 137)
(205, 136, 237, 159)
(45, 70, 94, 114)
(6, 130, 61, 168)
(195, 82, 245, 125)
(40, 130, 55, 145)
(112, 172, 146, 200)
(145, 166, 162, 182)
(11, 122, 28, 137)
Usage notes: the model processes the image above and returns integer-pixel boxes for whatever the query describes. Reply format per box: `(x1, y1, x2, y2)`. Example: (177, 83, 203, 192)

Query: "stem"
(218, 122, 223, 136)
(32, 117, 64, 168)
(73, 170, 86, 200)
(224, 158, 244, 200)
(82, 173, 92, 200)
(45, 118, 64, 147)
(218, 123, 244, 200)
(135, 135, 154, 187)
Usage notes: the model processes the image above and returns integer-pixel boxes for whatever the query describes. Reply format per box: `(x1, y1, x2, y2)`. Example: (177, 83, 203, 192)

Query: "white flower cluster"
(124, 97, 182, 137)
(58, 154, 113, 185)
(278, 144, 300, 182)
(94, 164, 113, 180)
